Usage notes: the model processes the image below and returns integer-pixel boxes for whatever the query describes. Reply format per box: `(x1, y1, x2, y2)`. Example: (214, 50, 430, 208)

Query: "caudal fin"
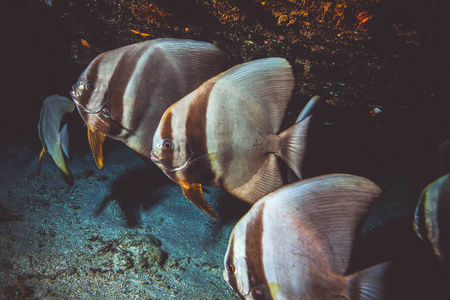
(347, 262, 391, 300)
(278, 115, 312, 179)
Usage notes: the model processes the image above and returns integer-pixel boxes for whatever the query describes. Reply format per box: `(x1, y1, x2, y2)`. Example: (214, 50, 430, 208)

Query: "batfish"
(38, 94, 75, 186)
(70, 38, 226, 169)
(224, 174, 390, 300)
(151, 58, 311, 219)
(414, 139, 450, 261)
(414, 173, 450, 261)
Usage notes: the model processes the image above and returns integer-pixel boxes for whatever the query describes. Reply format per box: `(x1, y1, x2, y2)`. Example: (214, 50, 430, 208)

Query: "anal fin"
(230, 154, 285, 204)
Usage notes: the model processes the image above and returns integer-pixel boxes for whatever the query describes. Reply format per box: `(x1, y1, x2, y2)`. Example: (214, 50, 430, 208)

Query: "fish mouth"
(69, 86, 78, 99)
(150, 152, 161, 164)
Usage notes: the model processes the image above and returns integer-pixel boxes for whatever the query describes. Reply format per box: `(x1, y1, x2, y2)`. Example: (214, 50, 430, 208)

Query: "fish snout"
(223, 269, 229, 281)
(70, 85, 79, 100)
(150, 150, 161, 164)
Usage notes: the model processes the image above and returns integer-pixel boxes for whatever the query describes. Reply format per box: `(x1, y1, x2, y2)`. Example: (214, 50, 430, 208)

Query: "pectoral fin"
(87, 127, 106, 170)
(180, 182, 217, 220)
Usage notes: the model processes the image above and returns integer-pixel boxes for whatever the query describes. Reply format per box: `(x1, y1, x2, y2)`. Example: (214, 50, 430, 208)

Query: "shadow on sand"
(95, 166, 171, 227)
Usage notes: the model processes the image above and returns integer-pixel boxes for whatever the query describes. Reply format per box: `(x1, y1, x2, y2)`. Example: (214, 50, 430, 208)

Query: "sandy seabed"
(0, 138, 244, 299)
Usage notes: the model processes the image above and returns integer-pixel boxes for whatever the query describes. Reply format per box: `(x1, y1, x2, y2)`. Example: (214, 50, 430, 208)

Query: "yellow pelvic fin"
(87, 127, 106, 170)
(38, 147, 47, 175)
(180, 182, 217, 220)
(268, 282, 281, 299)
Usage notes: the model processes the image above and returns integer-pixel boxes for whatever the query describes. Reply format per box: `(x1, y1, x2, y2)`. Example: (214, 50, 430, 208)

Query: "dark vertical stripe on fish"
(78, 55, 102, 107)
(106, 49, 143, 136)
(184, 82, 216, 184)
(245, 203, 271, 300)
(119, 45, 160, 139)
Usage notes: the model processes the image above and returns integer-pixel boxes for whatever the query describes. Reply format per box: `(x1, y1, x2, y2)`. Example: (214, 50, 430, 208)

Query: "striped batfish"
(70, 38, 226, 169)
(414, 140, 450, 261)
(223, 174, 390, 300)
(38, 95, 75, 186)
(414, 172, 450, 261)
(151, 57, 311, 219)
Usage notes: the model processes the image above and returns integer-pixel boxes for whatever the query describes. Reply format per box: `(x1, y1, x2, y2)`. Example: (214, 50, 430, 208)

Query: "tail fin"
(278, 115, 312, 179)
(347, 262, 391, 300)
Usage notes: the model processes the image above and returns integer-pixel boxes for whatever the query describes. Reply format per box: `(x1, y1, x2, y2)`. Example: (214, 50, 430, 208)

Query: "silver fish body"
(38, 94, 75, 186)
(70, 38, 226, 168)
(224, 174, 390, 300)
(151, 58, 311, 219)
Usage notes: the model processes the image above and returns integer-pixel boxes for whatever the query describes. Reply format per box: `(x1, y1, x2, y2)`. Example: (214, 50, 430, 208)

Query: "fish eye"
(162, 138, 174, 152)
(226, 264, 235, 273)
(84, 81, 97, 92)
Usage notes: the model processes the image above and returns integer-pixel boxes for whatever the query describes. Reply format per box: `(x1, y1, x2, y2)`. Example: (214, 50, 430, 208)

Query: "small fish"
(70, 38, 226, 169)
(414, 173, 450, 261)
(129, 29, 151, 38)
(38, 95, 75, 186)
(223, 174, 390, 299)
(151, 58, 311, 219)
(80, 39, 91, 48)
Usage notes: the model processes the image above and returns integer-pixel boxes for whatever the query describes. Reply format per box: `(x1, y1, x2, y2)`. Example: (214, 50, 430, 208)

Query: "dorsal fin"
(156, 39, 227, 94)
(267, 174, 381, 274)
(213, 57, 294, 134)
